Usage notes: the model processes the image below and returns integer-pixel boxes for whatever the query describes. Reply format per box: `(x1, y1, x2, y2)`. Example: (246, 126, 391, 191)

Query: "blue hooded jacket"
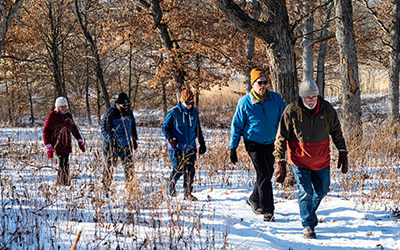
(162, 102, 205, 152)
(230, 90, 286, 149)
(101, 102, 138, 147)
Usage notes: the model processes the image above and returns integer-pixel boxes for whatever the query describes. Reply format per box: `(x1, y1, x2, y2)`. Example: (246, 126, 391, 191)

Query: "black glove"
(168, 137, 178, 149)
(131, 139, 138, 150)
(199, 141, 206, 155)
(337, 151, 348, 174)
(275, 161, 287, 183)
(230, 148, 238, 165)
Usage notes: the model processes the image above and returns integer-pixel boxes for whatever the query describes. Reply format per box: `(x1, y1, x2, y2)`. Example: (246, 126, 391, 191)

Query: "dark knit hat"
(250, 68, 266, 85)
(117, 92, 130, 104)
(180, 89, 194, 103)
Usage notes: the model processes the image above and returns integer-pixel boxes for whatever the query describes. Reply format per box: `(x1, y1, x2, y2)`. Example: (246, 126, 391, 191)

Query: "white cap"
(55, 97, 68, 108)
(299, 79, 319, 97)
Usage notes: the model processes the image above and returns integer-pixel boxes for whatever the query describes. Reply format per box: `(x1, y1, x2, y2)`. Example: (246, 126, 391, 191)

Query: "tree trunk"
(316, 2, 334, 98)
(0, 0, 25, 58)
(74, 0, 110, 109)
(388, 0, 400, 124)
(215, 0, 297, 104)
(335, 0, 362, 139)
(302, 4, 314, 81)
(85, 49, 92, 125)
(244, 0, 261, 94)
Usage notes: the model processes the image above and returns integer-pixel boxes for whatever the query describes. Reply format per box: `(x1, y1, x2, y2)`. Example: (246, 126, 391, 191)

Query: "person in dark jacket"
(230, 68, 286, 222)
(273, 78, 349, 239)
(162, 89, 206, 201)
(101, 93, 138, 191)
(43, 97, 85, 186)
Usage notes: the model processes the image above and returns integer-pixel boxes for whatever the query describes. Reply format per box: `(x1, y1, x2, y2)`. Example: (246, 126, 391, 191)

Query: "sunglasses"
(256, 80, 270, 85)
(185, 101, 194, 106)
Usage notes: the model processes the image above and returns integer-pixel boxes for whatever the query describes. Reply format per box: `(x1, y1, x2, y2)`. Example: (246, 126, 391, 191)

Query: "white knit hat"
(299, 79, 319, 97)
(55, 97, 68, 108)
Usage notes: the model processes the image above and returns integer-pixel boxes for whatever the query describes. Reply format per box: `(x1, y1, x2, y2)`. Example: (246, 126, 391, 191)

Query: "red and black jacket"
(274, 97, 347, 170)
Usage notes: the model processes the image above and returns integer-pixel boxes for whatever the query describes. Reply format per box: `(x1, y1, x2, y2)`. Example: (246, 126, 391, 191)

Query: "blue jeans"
(291, 165, 330, 228)
(169, 149, 196, 195)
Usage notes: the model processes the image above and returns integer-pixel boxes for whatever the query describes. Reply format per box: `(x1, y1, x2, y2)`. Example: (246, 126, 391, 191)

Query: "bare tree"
(135, 0, 185, 101)
(335, 0, 362, 138)
(215, 0, 297, 104)
(0, 0, 25, 58)
(74, 0, 110, 109)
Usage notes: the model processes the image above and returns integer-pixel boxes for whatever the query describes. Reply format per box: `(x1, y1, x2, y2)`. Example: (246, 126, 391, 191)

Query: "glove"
(230, 148, 238, 165)
(46, 144, 54, 159)
(337, 151, 348, 173)
(168, 137, 178, 149)
(275, 161, 287, 183)
(131, 139, 138, 150)
(199, 141, 206, 155)
(77, 139, 85, 152)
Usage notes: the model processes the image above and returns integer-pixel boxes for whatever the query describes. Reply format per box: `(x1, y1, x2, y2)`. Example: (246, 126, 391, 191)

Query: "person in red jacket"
(43, 97, 85, 186)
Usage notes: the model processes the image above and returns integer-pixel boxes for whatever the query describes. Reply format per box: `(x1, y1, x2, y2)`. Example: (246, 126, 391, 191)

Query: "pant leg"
(291, 164, 315, 228)
(119, 145, 134, 183)
(102, 139, 117, 189)
(311, 166, 331, 213)
(169, 150, 184, 195)
(183, 150, 196, 195)
(57, 153, 70, 186)
(245, 141, 275, 213)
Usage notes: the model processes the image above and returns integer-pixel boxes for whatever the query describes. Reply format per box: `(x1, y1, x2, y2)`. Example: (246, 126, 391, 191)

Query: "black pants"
(56, 153, 70, 186)
(245, 141, 275, 213)
(102, 139, 134, 190)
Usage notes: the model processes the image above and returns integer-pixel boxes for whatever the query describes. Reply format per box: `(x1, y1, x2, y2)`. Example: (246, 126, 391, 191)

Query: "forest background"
(0, 0, 397, 133)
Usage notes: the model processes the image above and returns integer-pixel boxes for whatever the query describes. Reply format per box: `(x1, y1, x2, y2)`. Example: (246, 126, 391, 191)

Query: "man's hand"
(199, 141, 206, 155)
(131, 139, 138, 150)
(337, 151, 348, 174)
(168, 137, 178, 149)
(230, 148, 238, 165)
(275, 161, 287, 183)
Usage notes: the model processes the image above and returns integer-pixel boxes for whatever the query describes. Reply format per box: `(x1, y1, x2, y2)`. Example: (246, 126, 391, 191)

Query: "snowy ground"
(1, 124, 400, 249)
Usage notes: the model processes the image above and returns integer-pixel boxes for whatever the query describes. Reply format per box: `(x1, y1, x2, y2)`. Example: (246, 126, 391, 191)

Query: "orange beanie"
(250, 68, 266, 85)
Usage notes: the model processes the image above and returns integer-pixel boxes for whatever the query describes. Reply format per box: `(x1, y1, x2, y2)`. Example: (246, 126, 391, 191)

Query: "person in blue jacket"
(162, 89, 206, 201)
(230, 68, 286, 222)
(101, 92, 138, 191)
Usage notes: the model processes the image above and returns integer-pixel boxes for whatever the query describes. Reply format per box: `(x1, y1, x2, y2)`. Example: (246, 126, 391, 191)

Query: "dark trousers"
(245, 141, 275, 213)
(56, 153, 70, 186)
(168, 149, 196, 195)
(102, 140, 134, 189)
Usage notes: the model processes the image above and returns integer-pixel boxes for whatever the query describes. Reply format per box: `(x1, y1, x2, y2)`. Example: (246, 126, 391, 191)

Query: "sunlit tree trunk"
(316, 2, 334, 98)
(335, 0, 362, 139)
(388, 0, 400, 124)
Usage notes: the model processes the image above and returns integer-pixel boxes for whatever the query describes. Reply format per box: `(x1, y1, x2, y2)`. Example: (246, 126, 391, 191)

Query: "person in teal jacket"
(162, 89, 206, 201)
(230, 68, 286, 222)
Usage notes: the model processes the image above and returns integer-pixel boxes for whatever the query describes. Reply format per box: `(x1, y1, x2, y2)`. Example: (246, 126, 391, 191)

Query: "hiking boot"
(303, 227, 316, 239)
(313, 212, 318, 227)
(184, 193, 198, 201)
(263, 212, 275, 222)
(246, 197, 263, 214)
